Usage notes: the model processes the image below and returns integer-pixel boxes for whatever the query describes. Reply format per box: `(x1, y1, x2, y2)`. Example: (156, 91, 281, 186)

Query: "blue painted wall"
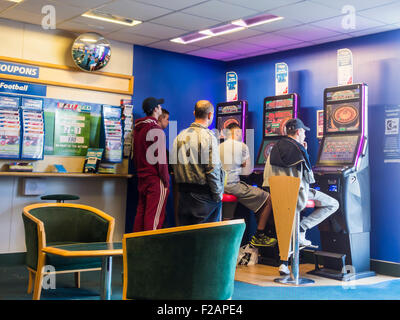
(226, 29, 400, 263)
(127, 45, 225, 230)
(129, 29, 400, 263)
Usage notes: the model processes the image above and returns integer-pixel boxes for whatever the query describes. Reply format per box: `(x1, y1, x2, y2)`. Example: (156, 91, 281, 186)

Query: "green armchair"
(122, 219, 245, 300)
(22, 203, 115, 300)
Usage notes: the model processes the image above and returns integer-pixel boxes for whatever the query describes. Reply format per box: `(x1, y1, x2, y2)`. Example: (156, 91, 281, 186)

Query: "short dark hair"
(226, 122, 240, 131)
(194, 100, 213, 119)
(160, 108, 169, 118)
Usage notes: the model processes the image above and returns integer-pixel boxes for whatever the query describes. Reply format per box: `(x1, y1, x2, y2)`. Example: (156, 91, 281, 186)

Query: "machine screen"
(326, 88, 360, 102)
(265, 97, 293, 109)
(217, 114, 242, 139)
(217, 104, 242, 115)
(264, 109, 293, 137)
(256, 139, 279, 166)
(325, 102, 361, 133)
(318, 135, 359, 165)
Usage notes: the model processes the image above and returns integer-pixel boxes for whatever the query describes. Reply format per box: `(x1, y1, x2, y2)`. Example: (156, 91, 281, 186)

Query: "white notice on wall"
(275, 62, 288, 95)
(337, 48, 353, 86)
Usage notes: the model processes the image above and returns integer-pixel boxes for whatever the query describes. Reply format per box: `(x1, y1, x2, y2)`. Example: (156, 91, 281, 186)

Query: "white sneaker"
(279, 264, 290, 276)
(299, 232, 312, 247)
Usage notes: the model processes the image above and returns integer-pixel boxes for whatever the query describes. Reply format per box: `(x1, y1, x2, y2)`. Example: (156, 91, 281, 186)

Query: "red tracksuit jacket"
(133, 116, 169, 188)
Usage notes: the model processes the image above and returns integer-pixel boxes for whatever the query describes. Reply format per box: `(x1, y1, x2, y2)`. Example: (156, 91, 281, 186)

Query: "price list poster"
(53, 102, 91, 156)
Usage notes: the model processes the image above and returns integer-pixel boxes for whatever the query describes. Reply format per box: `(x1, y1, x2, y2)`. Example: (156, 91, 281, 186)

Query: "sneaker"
(250, 234, 277, 247)
(299, 232, 312, 247)
(279, 264, 290, 276)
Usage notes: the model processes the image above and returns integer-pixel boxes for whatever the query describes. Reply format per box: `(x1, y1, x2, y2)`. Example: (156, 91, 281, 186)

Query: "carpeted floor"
(1, 258, 399, 300)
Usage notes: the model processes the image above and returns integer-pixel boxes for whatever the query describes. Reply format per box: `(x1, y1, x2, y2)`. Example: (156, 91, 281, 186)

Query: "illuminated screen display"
(217, 104, 242, 115)
(325, 102, 360, 133)
(217, 114, 242, 139)
(326, 88, 360, 102)
(264, 110, 293, 137)
(256, 139, 278, 165)
(265, 98, 293, 109)
(318, 135, 359, 164)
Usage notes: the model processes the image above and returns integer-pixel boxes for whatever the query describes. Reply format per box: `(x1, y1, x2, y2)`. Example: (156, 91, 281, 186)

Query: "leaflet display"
(0, 95, 21, 159)
(101, 105, 123, 163)
(21, 97, 45, 160)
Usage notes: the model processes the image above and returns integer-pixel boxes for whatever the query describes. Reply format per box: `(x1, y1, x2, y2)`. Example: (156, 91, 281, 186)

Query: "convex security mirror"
(71, 32, 111, 72)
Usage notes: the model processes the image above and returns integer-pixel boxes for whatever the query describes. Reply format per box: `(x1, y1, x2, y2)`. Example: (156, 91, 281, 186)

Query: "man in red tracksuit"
(132, 97, 170, 231)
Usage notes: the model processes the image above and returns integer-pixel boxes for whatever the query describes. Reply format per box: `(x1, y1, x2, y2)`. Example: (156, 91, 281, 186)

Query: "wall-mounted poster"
(53, 102, 91, 156)
(383, 105, 400, 163)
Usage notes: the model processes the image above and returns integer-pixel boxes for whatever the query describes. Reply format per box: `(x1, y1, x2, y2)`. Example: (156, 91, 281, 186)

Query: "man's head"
(285, 118, 310, 145)
(142, 97, 164, 119)
(158, 108, 170, 130)
(194, 100, 214, 127)
(225, 122, 242, 141)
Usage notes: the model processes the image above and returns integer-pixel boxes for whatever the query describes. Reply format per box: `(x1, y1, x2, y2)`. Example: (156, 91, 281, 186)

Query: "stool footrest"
(314, 251, 345, 259)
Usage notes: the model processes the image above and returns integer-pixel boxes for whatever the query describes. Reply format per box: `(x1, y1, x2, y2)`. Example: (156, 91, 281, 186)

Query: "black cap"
(142, 97, 164, 115)
(285, 118, 310, 132)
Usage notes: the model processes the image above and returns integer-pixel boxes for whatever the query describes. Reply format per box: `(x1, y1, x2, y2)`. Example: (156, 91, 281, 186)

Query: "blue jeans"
(177, 192, 222, 226)
(300, 188, 339, 231)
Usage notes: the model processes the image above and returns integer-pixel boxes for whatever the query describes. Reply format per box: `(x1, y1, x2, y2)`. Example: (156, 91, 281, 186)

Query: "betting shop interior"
(0, 0, 399, 301)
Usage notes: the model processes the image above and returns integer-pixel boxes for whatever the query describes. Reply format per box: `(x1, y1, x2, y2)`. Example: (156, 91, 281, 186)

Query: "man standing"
(172, 100, 225, 226)
(263, 118, 339, 275)
(132, 97, 170, 231)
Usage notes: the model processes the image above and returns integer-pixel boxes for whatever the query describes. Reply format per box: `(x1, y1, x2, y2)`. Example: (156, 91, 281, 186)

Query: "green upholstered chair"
(122, 219, 245, 300)
(22, 203, 115, 300)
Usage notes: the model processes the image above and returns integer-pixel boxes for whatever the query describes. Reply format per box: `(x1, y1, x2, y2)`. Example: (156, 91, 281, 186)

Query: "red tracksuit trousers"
(133, 176, 169, 231)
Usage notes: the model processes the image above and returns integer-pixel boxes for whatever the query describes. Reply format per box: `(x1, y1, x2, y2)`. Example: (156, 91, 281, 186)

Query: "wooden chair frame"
(23, 203, 115, 300)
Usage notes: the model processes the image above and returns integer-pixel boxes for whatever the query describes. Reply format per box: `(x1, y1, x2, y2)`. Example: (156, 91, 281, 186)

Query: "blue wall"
(130, 29, 400, 263)
(128, 45, 226, 230)
(132, 45, 226, 140)
(226, 29, 400, 263)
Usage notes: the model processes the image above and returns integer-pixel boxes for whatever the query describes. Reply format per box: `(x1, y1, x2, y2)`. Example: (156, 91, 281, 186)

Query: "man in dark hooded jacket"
(263, 118, 339, 275)
(132, 97, 170, 231)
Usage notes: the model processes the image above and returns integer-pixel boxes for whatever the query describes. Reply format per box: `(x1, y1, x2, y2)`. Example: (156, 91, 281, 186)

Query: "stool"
(222, 194, 238, 221)
(40, 194, 80, 203)
(268, 176, 315, 285)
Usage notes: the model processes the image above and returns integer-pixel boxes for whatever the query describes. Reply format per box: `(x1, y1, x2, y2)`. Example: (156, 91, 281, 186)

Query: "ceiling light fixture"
(170, 13, 283, 45)
(199, 24, 245, 37)
(82, 11, 142, 27)
(171, 32, 213, 44)
(232, 14, 283, 28)
(6, 0, 24, 3)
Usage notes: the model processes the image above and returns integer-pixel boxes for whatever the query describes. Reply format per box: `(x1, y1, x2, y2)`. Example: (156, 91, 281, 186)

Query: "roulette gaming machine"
(308, 83, 375, 280)
(215, 100, 248, 142)
(246, 93, 299, 186)
(241, 93, 299, 265)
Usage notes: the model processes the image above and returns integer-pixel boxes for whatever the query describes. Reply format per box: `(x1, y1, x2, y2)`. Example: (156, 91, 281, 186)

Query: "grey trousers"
(299, 188, 339, 231)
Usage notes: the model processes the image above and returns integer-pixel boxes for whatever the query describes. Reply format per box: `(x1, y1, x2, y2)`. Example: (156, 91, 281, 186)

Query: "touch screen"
(318, 135, 359, 165)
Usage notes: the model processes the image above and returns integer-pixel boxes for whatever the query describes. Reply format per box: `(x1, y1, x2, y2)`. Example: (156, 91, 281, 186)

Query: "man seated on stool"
(263, 118, 339, 275)
(219, 122, 277, 247)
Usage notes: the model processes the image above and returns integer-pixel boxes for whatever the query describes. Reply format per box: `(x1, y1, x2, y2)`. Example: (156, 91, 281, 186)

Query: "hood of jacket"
(269, 136, 312, 171)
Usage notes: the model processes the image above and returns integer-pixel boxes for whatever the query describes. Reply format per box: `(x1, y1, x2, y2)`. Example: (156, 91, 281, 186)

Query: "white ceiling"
(1, 0, 399, 61)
